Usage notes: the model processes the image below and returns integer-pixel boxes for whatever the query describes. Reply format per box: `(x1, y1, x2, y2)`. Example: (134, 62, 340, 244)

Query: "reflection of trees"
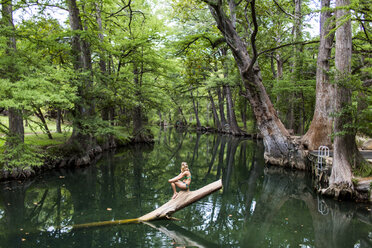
(0, 181, 29, 247)
(0, 130, 371, 247)
(241, 167, 372, 247)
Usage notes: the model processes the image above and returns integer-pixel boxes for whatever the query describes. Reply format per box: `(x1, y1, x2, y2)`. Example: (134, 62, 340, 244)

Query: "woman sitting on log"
(168, 162, 192, 199)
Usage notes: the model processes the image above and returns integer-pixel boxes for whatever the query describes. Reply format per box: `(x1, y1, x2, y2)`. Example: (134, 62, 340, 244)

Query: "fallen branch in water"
(73, 179, 222, 229)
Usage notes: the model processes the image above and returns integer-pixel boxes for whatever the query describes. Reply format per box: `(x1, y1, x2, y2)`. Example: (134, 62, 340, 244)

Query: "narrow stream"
(0, 128, 371, 247)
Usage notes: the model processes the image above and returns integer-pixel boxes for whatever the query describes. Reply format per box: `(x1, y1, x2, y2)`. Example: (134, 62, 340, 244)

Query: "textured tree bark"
(292, 0, 304, 134)
(191, 89, 202, 128)
(322, 0, 365, 199)
(67, 0, 95, 150)
(138, 179, 222, 221)
(302, 0, 335, 150)
(206, 2, 305, 168)
(132, 64, 147, 142)
(217, 87, 227, 129)
(1, 1, 24, 145)
(208, 90, 221, 130)
(73, 180, 222, 228)
(8, 108, 24, 144)
(224, 85, 241, 135)
(56, 109, 62, 133)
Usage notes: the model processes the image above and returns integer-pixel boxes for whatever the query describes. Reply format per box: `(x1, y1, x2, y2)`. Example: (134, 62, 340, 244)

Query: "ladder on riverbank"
(317, 146, 329, 172)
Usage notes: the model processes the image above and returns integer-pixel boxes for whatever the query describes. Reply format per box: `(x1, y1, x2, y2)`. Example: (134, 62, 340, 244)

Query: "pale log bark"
(139, 179, 222, 221)
(302, 0, 335, 150)
(73, 180, 222, 229)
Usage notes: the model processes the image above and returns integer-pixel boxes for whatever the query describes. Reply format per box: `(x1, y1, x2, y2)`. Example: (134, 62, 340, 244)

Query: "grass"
(0, 114, 73, 156)
(24, 132, 71, 147)
(353, 161, 372, 178)
(0, 115, 71, 134)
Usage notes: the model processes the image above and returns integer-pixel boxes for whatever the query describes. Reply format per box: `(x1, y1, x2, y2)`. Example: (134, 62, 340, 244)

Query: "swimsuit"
(181, 175, 191, 189)
(182, 182, 189, 189)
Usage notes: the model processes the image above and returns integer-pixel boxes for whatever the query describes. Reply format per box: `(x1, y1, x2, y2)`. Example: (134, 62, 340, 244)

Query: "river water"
(0, 128, 371, 247)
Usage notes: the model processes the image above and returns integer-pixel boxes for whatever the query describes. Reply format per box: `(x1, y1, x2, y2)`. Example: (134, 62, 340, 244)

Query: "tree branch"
(247, 0, 258, 72)
(176, 36, 225, 55)
(257, 40, 319, 57)
(273, 0, 295, 18)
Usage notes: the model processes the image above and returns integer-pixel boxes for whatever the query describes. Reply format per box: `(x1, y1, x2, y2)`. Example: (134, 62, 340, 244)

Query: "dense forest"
(0, 0, 371, 199)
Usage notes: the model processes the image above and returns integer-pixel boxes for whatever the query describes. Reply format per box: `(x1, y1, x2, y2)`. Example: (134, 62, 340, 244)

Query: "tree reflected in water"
(0, 129, 371, 247)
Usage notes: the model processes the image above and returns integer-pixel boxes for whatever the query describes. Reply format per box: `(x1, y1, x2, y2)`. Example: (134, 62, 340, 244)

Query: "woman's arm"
(168, 172, 185, 183)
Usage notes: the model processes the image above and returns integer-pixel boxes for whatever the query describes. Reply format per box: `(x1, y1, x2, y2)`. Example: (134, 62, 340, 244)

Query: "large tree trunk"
(56, 109, 62, 133)
(302, 0, 335, 150)
(191, 89, 201, 128)
(220, 47, 241, 135)
(208, 90, 222, 130)
(217, 87, 227, 130)
(224, 85, 241, 135)
(67, 0, 95, 151)
(206, 1, 305, 168)
(132, 65, 144, 142)
(1, 1, 24, 146)
(322, 0, 365, 199)
(292, 0, 304, 135)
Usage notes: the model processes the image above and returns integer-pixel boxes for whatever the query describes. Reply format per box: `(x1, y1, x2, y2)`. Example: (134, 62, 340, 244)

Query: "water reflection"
(0, 128, 371, 247)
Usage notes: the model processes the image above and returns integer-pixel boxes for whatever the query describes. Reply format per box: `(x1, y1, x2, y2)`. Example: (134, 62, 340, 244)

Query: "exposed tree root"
(320, 183, 354, 201)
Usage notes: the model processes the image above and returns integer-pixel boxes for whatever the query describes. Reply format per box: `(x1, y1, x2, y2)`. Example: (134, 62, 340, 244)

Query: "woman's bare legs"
(171, 181, 187, 199)
(171, 182, 177, 199)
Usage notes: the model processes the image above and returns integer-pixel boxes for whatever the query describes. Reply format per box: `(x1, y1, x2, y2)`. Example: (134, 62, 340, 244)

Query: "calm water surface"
(0, 129, 371, 248)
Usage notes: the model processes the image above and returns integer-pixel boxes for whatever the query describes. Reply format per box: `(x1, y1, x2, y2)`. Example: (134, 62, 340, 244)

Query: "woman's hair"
(181, 162, 188, 172)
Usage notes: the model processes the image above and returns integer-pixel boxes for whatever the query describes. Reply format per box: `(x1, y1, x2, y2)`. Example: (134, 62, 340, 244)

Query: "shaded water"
(0, 128, 371, 248)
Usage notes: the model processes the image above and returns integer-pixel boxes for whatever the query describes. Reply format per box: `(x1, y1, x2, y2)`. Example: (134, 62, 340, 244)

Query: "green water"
(0, 129, 371, 247)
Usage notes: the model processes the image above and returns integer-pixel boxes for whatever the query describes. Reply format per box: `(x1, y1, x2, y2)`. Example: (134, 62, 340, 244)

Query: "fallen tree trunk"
(73, 179, 222, 229)
(139, 179, 222, 221)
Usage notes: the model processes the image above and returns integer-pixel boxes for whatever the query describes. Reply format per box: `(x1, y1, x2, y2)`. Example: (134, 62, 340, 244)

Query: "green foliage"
(352, 161, 372, 178)
(331, 72, 371, 137)
(0, 138, 44, 170)
(0, 132, 71, 170)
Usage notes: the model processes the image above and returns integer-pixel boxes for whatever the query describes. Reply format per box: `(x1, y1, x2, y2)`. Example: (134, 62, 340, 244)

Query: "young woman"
(168, 162, 192, 199)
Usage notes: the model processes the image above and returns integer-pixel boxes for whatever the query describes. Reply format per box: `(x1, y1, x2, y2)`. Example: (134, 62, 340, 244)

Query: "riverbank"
(0, 130, 131, 182)
(1, 127, 371, 203)
(308, 151, 372, 202)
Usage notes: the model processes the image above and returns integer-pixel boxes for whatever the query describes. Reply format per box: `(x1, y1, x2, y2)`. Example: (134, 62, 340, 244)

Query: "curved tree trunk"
(302, 0, 335, 150)
(206, 2, 305, 168)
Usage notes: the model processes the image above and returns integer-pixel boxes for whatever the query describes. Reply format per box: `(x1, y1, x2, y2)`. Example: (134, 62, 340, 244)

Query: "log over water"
(73, 179, 222, 229)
